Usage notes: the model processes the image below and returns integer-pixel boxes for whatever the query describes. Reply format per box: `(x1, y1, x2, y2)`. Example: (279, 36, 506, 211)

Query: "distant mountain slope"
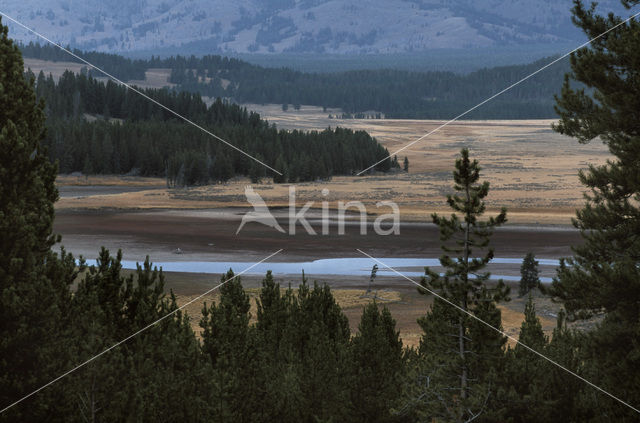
(20, 42, 572, 119)
(2, 0, 632, 54)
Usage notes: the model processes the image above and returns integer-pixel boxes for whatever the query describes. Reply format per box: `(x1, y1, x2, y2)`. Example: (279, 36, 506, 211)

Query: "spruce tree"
(551, 1, 640, 417)
(518, 252, 540, 297)
(0, 18, 76, 420)
(409, 148, 509, 422)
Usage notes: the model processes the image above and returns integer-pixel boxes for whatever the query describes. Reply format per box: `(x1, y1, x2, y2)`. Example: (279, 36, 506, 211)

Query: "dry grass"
(23, 59, 173, 90)
(24, 58, 89, 80)
(55, 174, 580, 224)
(127, 68, 174, 89)
(57, 174, 166, 187)
(55, 106, 610, 225)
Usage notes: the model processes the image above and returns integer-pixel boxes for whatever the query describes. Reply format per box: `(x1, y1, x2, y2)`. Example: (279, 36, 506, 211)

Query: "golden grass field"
(55, 110, 610, 225)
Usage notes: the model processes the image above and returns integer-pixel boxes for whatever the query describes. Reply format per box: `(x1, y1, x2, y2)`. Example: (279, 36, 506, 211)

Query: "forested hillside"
(29, 69, 394, 184)
(2, 0, 628, 54)
(169, 54, 570, 119)
(20, 41, 148, 81)
(21, 42, 570, 119)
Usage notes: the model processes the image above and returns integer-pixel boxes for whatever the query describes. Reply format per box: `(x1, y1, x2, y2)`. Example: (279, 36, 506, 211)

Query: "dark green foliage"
(391, 154, 400, 169)
(0, 18, 78, 421)
(203, 272, 355, 422)
(541, 311, 586, 421)
(404, 148, 509, 422)
(551, 1, 640, 419)
(518, 252, 540, 297)
(19, 41, 148, 80)
(31, 70, 392, 184)
(403, 156, 409, 172)
(497, 296, 550, 422)
(291, 281, 351, 421)
(517, 297, 548, 355)
(349, 302, 404, 422)
(62, 249, 209, 422)
(21, 41, 570, 119)
(169, 53, 569, 119)
(200, 269, 256, 421)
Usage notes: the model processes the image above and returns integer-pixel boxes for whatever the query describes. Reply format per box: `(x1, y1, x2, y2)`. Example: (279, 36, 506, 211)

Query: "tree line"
(169, 55, 569, 119)
(28, 69, 394, 184)
(20, 40, 570, 119)
(19, 41, 149, 81)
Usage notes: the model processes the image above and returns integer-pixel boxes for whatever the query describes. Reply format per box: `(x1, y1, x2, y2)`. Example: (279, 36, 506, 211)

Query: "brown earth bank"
(53, 209, 582, 263)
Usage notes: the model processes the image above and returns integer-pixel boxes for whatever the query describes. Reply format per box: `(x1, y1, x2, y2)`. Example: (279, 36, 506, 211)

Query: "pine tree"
(0, 18, 76, 420)
(253, 271, 301, 422)
(550, 1, 640, 417)
(249, 154, 266, 183)
(403, 156, 409, 172)
(408, 148, 509, 422)
(349, 302, 404, 422)
(540, 310, 586, 422)
(65, 249, 210, 421)
(273, 155, 288, 183)
(518, 252, 540, 297)
(290, 280, 351, 421)
(200, 269, 256, 421)
(497, 295, 550, 422)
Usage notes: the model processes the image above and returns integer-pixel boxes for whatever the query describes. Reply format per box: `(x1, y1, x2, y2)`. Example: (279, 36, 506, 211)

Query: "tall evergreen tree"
(551, 1, 640, 418)
(253, 271, 301, 422)
(200, 269, 257, 421)
(407, 148, 509, 422)
(292, 281, 352, 421)
(498, 296, 550, 422)
(349, 302, 404, 422)
(0, 18, 77, 420)
(518, 252, 540, 297)
(62, 249, 210, 422)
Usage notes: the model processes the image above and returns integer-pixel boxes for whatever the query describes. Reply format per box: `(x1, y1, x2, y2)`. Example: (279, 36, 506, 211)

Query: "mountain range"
(1, 0, 633, 55)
